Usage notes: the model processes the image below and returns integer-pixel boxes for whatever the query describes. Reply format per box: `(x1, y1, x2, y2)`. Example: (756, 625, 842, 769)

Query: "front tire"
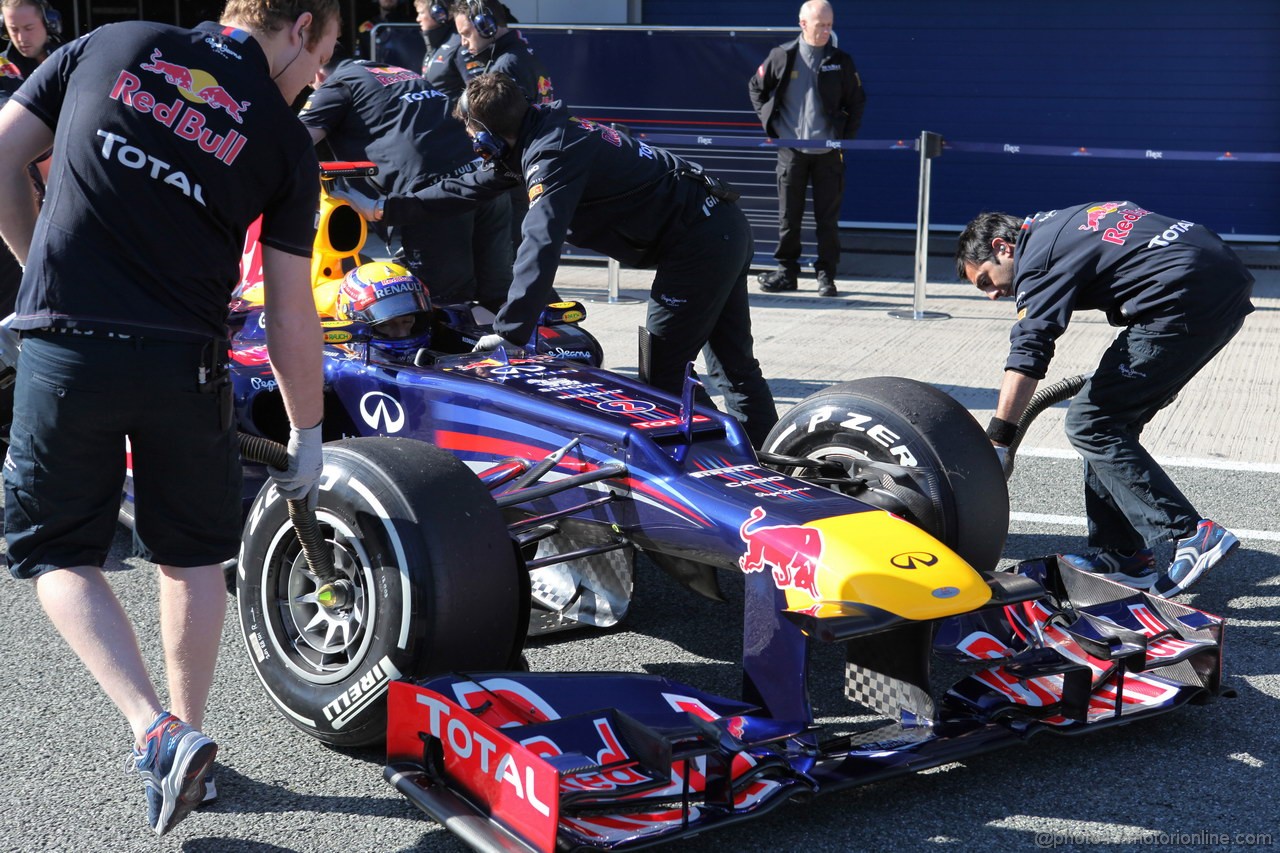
(236, 437, 524, 746)
(762, 377, 1008, 571)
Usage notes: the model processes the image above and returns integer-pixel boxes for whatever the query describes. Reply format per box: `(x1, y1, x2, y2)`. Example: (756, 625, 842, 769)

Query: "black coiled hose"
(238, 432, 338, 584)
(1003, 373, 1090, 478)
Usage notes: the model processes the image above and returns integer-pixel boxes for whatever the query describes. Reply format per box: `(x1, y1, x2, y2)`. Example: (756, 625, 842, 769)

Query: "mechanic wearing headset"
(338, 73, 779, 449)
(0, 0, 60, 315)
(300, 45, 513, 309)
(451, 1, 552, 248)
(957, 204, 1253, 598)
(414, 0, 465, 99)
(0, 0, 336, 834)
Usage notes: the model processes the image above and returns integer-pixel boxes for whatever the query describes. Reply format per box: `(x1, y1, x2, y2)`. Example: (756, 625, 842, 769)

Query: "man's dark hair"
(955, 212, 1021, 279)
(449, 0, 508, 27)
(453, 72, 528, 139)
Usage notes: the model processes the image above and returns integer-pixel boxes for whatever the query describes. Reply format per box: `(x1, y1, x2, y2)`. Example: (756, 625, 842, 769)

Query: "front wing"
(385, 558, 1225, 852)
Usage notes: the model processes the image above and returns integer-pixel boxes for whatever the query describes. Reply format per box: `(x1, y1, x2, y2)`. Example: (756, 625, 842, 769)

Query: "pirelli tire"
(237, 437, 525, 747)
(761, 376, 1008, 572)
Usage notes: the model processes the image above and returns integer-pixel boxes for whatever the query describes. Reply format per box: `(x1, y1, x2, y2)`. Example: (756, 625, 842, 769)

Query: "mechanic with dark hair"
(0, 0, 337, 834)
(414, 0, 465, 99)
(0, 0, 61, 314)
(449, 1, 553, 250)
(300, 46, 513, 308)
(338, 73, 779, 448)
(957, 203, 1253, 597)
(749, 0, 865, 298)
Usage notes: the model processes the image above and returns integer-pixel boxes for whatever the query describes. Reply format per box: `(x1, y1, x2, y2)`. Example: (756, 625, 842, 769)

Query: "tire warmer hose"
(1006, 373, 1090, 474)
(238, 432, 339, 584)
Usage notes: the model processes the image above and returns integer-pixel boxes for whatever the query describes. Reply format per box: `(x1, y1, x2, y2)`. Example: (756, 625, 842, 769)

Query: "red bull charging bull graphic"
(738, 506, 823, 599)
(1077, 201, 1153, 246)
(107, 48, 251, 166)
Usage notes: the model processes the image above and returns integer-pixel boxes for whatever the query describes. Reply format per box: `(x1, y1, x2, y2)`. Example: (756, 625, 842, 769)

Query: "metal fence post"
(590, 257, 643, 304)
(890, 130, 949, 321)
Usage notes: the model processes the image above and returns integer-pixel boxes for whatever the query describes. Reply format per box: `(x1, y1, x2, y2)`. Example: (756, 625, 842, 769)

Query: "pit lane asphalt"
(2, 253, 1277, 852)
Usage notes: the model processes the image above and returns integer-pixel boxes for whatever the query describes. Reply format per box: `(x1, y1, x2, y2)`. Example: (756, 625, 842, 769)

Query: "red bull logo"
(738, 506, 824, 599)
(536, 75, 553, 103)
(138, 49, 251, 124)
(0, 59, 23, 80)
(1077, 201, 1123, 232)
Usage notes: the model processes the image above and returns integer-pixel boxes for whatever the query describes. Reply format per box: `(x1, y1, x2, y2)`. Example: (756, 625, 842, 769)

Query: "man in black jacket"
(341, 73, 779, 449)
(749, 0, 865, 297)
(957, 204, 1254, 597)
(414, 0, 465, 98)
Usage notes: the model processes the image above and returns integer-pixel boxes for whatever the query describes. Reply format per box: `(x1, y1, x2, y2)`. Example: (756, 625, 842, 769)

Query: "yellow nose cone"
(739, 507, 991, 619)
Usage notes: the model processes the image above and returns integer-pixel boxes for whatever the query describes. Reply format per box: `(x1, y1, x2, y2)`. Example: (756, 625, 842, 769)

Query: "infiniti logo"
(890, 552, 938, 570)
(359, 391, 405, 434)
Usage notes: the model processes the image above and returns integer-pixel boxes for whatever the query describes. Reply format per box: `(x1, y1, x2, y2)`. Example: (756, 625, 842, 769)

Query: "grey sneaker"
(1062, 548, 1158, 590)
(816, 272, 838, 297)
(130, 712, 217, 835)
(1154, 520, 1239, 597)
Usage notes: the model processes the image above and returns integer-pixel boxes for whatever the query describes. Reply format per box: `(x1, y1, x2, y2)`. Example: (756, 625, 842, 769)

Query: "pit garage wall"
(638, 0, 1280, 239)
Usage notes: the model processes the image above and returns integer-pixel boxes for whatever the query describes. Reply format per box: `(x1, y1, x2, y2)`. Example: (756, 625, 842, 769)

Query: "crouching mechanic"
(956, 203, 1253, 597)
(339, 73, 779, 448)
(0, 1, 337, 835)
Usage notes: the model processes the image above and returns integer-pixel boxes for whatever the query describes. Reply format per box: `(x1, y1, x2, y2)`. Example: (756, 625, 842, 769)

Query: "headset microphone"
(457, 88, 508, 161)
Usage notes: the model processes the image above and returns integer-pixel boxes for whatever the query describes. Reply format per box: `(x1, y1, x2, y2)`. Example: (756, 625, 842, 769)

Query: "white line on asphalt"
(1011, 512, 1280, 542)
(1019, 446, 1280, 474)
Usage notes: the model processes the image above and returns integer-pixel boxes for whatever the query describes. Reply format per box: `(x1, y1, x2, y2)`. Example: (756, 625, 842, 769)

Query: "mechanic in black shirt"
(449, 1, 552, 249)
(957, 203, 1254, 598)
(300, 48, 512, 307)
(0, 1, 337, 834)
(342, 73, 779, 449)
(414, 0, 465, 99)
(0, 0, 60, 314)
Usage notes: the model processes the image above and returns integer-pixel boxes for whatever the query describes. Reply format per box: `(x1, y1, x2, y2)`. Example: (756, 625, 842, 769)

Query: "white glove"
(329, 187, 382, 222)
(472, 333, 509, 352)
(993, 444, 1014, 479)
(269, 423, 323, 509)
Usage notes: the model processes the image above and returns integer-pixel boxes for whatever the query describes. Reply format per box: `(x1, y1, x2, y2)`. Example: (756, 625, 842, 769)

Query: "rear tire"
(762, 377, 1008, 571)
(236, 437, 524, 746)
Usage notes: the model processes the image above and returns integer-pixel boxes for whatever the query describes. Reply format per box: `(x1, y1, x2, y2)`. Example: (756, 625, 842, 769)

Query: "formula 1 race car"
(183, 164, 1229, 851)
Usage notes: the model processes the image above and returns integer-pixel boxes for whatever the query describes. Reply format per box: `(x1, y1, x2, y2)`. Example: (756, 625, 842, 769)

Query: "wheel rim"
(259, 511, 379, 684)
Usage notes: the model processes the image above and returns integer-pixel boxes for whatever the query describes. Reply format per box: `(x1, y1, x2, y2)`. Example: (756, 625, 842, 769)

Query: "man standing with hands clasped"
(749, 0, 865, 298)
(0, 0, 336, 835)
(956, 203, 1253, 598)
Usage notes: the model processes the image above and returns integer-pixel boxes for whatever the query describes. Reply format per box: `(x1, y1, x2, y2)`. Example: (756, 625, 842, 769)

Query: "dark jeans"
(646, 201, 777, 448)
(392, 193, 514, 310)
(1064, 317, 1245, 550)
(774, 147, 844, 276)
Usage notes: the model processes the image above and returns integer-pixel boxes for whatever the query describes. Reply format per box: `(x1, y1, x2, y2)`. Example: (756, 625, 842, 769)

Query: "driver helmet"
(337, 262, 432, 358)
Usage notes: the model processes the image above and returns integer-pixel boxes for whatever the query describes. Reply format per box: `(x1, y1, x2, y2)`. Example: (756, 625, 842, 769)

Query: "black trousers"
(774, 147, 845, 276)
(391, 193, 514, 311)
(646, 201, 778, 448)
(1064, 317, 1246, 550)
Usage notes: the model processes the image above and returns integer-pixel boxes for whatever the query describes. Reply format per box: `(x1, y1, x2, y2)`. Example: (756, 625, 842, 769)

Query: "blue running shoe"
(131, 712, 217, 835)
(1062, 548, 1157, 590)
(1154, 520, 1239, 597)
